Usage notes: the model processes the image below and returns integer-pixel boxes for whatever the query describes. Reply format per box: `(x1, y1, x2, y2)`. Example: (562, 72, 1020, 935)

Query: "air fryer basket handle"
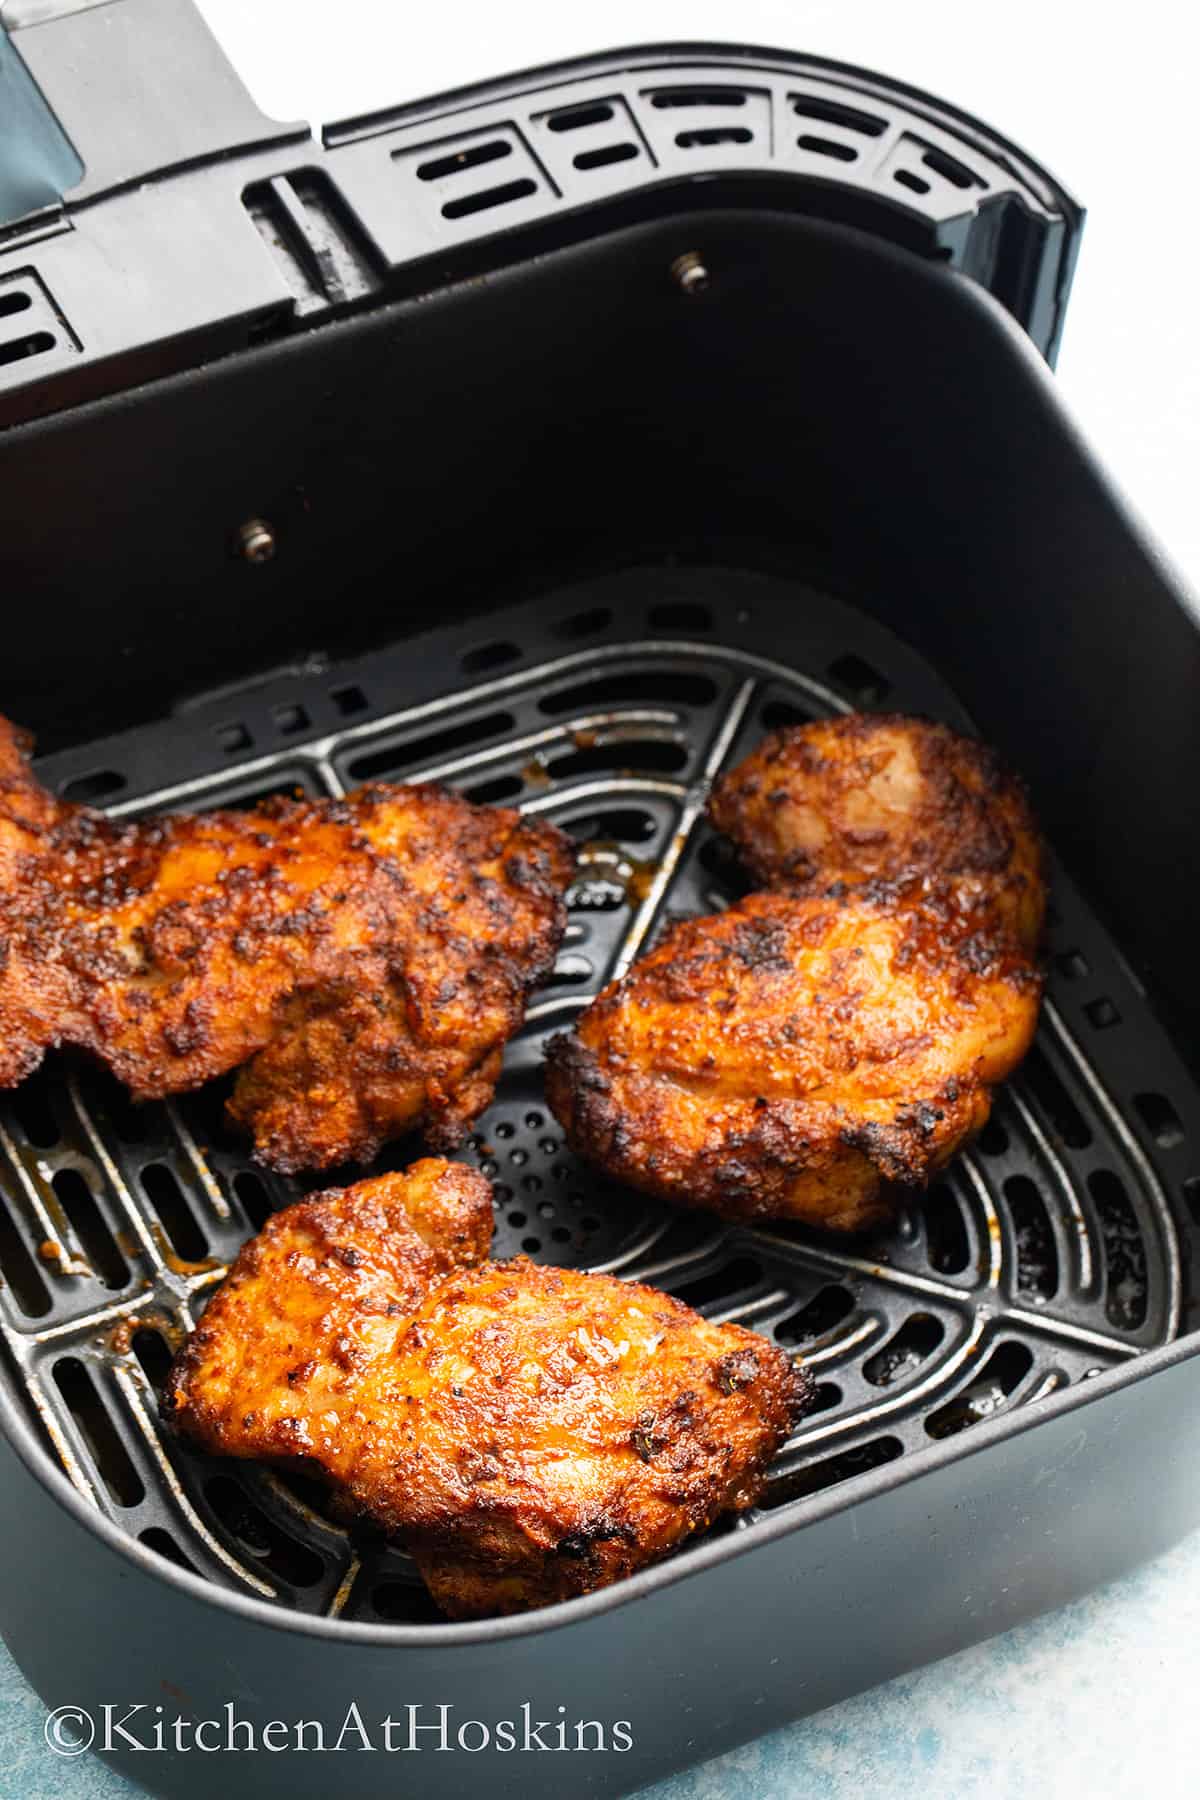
(0, 21, 1084, 431)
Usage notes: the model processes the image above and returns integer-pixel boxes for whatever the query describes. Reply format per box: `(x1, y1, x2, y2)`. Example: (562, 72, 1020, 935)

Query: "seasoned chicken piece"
(546, 882, 1042, 1232)
(709, 714, 1045, 946)
(165, 1162, 809, 1617)
(0, 716, 574, 1171)
(164, 1159, 495, 1468)
(377, 1258, 808, 1617)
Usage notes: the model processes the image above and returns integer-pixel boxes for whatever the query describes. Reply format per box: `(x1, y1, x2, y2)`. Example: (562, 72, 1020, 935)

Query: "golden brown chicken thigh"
(0, 716, 574, 1171)
(164, 1160, 496, 1469)
(165, 1161, 808, 1616)
(547, 713, 1046, 1232)
(708, 713, 1044, 945)
(546, 881, 1041, 1232)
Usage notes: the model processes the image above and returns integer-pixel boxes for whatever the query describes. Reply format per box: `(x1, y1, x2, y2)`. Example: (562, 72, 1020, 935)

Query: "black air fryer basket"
(1, 4, 1198, 1795)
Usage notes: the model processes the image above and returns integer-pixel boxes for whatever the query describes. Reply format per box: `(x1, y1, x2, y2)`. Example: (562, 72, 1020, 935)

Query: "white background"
(197, 0, 1200, 593)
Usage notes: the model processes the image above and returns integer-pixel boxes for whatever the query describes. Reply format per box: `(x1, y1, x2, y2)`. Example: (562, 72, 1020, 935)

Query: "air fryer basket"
(1, 14, 1199, 1799)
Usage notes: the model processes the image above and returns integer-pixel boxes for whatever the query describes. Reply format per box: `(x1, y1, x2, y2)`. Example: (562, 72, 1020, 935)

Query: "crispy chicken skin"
(165, 1161, 809, 1617)
(545, 713, 1046, 1232)
(708, 714, 1045, 946)
(546, 880, 1042, 1233)
(0, 716, 574, 1171)
(164, 1160, 495, 1469)
(382, 1258, 808, 1616)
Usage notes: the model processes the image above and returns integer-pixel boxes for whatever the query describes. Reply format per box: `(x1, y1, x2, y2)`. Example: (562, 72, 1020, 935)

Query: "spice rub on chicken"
(0, 715, 575, 1172)
(165, 1160, 809, 1617)
(546, 714, 1046, 1233)
(708, 713, 1044, 945)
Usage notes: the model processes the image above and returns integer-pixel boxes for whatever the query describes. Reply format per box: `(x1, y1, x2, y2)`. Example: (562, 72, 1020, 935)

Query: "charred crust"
(0, 741, 576, 1174)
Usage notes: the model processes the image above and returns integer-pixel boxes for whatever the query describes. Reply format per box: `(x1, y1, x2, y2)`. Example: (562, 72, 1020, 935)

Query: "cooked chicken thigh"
(0, 716, 574, 1171)
(708, 714, 1044, 945)
(165, 1160, 809, 1615)
(546, 881, 1041, 1232)
(546, 713, 1045, 1232)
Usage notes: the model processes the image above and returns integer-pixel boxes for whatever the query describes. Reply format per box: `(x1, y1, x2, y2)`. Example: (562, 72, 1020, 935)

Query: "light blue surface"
(3, 1526, 1199, 1797)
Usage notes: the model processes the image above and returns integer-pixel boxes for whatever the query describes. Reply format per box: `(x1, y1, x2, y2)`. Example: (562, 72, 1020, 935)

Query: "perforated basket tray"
(2, 571, 1195, 1628)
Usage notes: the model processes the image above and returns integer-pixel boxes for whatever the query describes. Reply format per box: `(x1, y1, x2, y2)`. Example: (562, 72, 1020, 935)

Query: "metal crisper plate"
(1, 578, 1196, 1626)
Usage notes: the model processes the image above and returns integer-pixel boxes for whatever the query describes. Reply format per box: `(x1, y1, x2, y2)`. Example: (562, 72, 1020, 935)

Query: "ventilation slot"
(442, 179, 538, 220)
(140, 1527, 196, 1573)
(921, 1182, 970, 1274)
(1022, 1048, 1091, 1148)
(0, 271, 78, 386)
(51, 1170, 128, 1289)
(461, 639, 520, 675)
(648, 602, 713, 630)
(131, 1328, 174, 1392)
(204, 773, 314, 813)
(809, 1382, 842, 1414)
(330, 683, 367, 716)
(828, 653, 889, 704)
(677, 127, 752, 149)
(670, 1256, 763, 1311)
(58, 767, 126, 803)
(9, 1073, 61, 1147)
(546, 104, 614, 133)
(1134, 1092, 1184, 1150)
(554, 607, 612, 639)
(978, 1115, 1009, 1157)
(140, 1163, 207, 1263)
(54, 1358, 144, 1506)
(418, 140, 511, 180)
(798, 136, 858, 163)
(775, 1283, 855, 1344)
(792, 95, 888, 137)
(274, 703, 310, 735)
(178, 1077, 238, 1153)
(921, 146, 983, 190)
(216, 722, 252, 754)
(1093, 1170, 1148, 1329)
(925, 1342, 1033, 1438)
(464, 773, 524, 805)
(0, 1194, 50, 1317)
(233, 1170, 275, 1231)
(400, 127, 548, 228)
(1005, 1176, 1058, 1298)
(761, 1437, 903, 1510)
(538, 670, 718, 714)
(697, 831, 755, 905)
(0, 330, 55, 369)
(886, 137, 986, 201)
(346, 710, 515, 781)
(573, 144, 638, 172)
(650, 88, 748, 108)
(760, 698, 816, 732)
(563, 805, 658, 844)
(372, 1580, 446, 1624)
(863, 1314, 944, 1386)
(204, 1476, 324, 1588)
(545, 737, 687, 779)
(543, 953, 594, 988)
